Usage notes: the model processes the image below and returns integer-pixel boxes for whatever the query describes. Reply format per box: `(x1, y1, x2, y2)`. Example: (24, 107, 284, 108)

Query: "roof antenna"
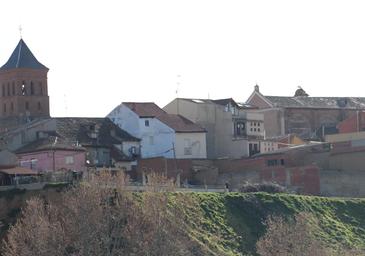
(19, 25, 23, 39)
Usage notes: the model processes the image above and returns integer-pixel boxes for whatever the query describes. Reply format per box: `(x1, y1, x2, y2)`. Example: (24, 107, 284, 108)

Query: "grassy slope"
(192, 193, 365, 256)
(1, 189, 365, 255)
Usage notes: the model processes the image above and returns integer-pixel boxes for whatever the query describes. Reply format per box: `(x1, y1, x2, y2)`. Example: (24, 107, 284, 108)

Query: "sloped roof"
(157, 114, 206, 133)
(54, 118, 140, 146)
(1, 39, 48, 70)
(123, 102, 166, 117)
(264, 96, 365, 109)
(16, 136, 85, 154)
(123, 102, 205, 133)
(0, 166, 38, 175)
(212, 98, 240, 108)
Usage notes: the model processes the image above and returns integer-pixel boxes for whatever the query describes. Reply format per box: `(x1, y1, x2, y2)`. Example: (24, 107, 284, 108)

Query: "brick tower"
(0, 39, 50, 124)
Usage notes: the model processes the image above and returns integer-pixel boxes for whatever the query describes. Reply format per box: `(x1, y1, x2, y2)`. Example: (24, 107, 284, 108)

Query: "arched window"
(39, 82, 43, 95)
(21, 82, 26, 96)
(30, 81, 34, 95)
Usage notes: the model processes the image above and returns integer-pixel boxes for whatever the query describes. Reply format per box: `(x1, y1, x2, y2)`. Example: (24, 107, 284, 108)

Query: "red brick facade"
(337, 111, 365, 133)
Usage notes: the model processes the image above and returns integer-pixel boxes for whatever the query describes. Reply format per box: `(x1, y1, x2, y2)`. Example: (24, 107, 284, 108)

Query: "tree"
(2, 172, 205, 256)
(256, 213, 329, 256)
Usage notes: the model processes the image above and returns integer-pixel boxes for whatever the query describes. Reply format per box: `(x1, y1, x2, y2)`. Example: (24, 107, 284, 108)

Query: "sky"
(1, 0, 365, 117)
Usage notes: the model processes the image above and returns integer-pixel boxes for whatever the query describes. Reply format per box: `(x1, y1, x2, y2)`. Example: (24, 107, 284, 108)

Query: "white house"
(107, 102, 207, 159)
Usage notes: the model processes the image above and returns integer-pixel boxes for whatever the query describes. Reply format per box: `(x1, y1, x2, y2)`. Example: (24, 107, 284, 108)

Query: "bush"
(239, 182, 293, 194)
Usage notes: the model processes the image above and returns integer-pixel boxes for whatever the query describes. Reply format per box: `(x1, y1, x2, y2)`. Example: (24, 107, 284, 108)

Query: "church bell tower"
(0, 39, 50, 120)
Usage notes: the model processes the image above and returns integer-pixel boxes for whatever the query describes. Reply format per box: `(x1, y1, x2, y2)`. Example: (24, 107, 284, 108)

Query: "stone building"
(0, 39, 50, 132)
(246, 85, 365, 140)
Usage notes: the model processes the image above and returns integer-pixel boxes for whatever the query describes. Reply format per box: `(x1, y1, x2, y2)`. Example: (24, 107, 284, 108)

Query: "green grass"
(190, 193, 365, 255)
(2, 189, 365, 255)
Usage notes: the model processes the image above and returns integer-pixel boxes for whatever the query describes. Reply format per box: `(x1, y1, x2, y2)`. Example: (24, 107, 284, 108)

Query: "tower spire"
(19, 25, 22, 39)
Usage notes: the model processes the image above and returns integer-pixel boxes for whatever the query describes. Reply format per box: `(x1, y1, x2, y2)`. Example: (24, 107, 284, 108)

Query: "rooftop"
(156, 114, 206, 133)
(0, 39, 48, 70)
(123, 102, 166, 118)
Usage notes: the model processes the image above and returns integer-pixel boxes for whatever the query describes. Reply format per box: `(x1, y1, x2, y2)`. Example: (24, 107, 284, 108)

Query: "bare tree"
(2, 172, 205, 256)
(256, 213, 329, 256)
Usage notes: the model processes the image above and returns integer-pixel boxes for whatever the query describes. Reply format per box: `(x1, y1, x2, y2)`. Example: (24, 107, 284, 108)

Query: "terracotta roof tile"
(157, 114, 206, 133)
(123, 102, 166, 117)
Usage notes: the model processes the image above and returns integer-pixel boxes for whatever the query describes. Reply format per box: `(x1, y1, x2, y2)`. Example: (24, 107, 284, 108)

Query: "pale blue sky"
(0, 0, 365, 117)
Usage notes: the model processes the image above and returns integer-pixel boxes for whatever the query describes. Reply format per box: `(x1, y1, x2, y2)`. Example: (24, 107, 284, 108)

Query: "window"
(267, 159, 278, 166)
(21, 82, 26, 95)
(30, 81, 34, 95)
(10, 102, 13, 112)
(65, 156, 74, 164)
(39, 82, 43, 95)
(2, 84, 4, 96)
(12, 82, 15, 95)
(145, 120, 150, 127)
(7, 83, 10, 96)
(38, 102, 41, 110)
(184, 138, 192, 155)
(25, 102, 29, 110)
(3, 103, 6, 113)
(235, 121, 245, 136)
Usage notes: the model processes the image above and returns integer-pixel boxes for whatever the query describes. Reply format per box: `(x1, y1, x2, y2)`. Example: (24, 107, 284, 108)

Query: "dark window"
(267, 159, 278, 166)
(38, 102, 41, 110)
(7, 83, 10, 96)
(30, 81, 34, 95)
(2, 84, 4, 97)
(145, 120, 150, 127)
(258, 123, 261, 127)
(10, 102, 13, 112)
(280, 159, 285, 165)
(235, 122, 245, 136)
(21, 82, 26, 95)
(3, 103, 6, 113)
(25, 102, 29, 110)
(39, 83, 43, 95)
(12, 82, 15, 95)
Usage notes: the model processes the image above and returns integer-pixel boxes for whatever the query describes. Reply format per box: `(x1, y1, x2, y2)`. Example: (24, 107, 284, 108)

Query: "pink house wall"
(18, 150, 86, 172)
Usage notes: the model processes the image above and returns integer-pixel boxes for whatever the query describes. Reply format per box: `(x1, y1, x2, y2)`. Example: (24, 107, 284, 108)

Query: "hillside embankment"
(1, 188, 365, 255)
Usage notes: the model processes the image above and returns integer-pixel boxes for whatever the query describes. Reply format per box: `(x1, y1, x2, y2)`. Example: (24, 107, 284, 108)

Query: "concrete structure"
(163, 98, 264, 158)
(246, 85, 365, 140)
(107, 102, 207, 159)
(0, 39, 50, 132)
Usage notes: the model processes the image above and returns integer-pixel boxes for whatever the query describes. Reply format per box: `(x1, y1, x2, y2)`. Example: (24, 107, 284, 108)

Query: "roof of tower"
(0, 39, 48, 70)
